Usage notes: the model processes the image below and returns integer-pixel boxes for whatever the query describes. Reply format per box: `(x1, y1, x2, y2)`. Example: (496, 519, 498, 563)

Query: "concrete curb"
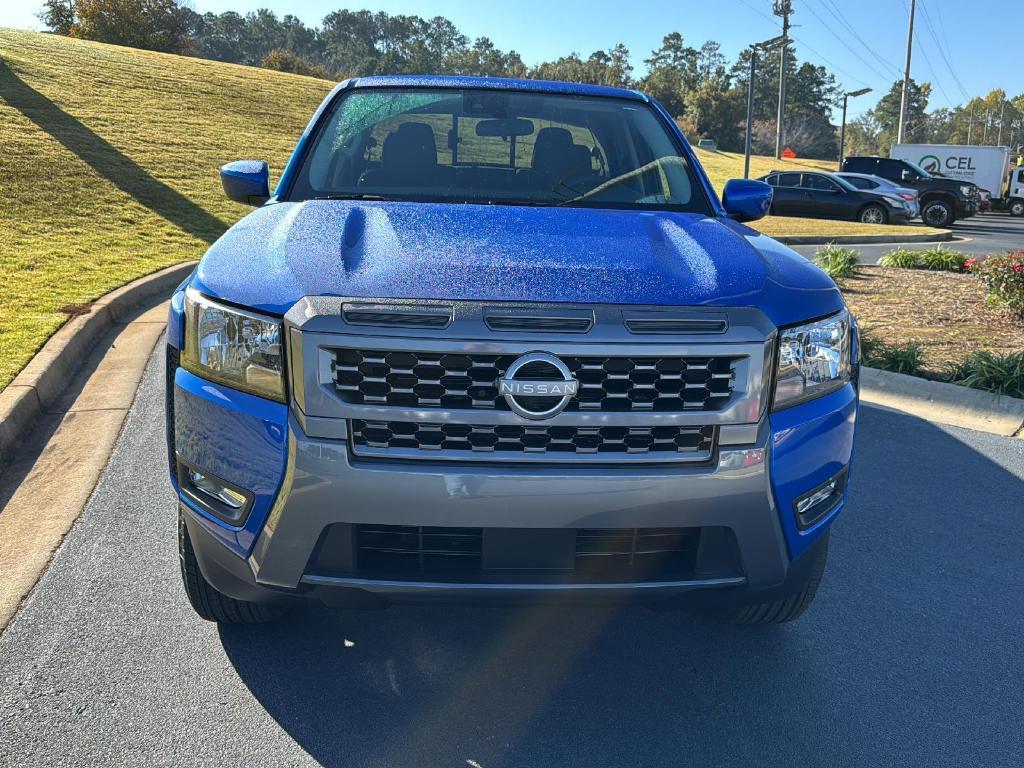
(0, 261, 196, 464)
(775, 230, 953, 245)
(859, 366, 1024, 437)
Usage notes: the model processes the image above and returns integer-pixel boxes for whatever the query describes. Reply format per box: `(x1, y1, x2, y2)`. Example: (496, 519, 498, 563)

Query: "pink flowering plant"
(967, 251, 1024, 318)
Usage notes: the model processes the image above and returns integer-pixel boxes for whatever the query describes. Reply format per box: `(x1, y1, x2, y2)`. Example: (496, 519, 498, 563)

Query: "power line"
(917, 0, 969, 99)
(735, 1, 876, 108)
(801, 2, 899, 85)
(736, 0, 778, 25)
(816, 0, 903, 78)
(789, 34, 876, 92)
(898, 0, 952, 105)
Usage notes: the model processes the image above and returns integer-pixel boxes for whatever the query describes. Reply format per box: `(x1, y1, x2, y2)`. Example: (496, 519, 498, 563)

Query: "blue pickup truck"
(166, 76, 858, 626)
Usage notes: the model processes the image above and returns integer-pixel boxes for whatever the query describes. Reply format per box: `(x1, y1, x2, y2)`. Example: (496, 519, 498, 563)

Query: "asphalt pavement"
(791, 210, 1024, 263)
(1, 345, 1023, 767)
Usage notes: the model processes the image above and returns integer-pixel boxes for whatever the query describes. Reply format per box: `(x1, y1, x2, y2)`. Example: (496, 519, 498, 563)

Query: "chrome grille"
(332, 349, 736, 412)
(350, 419, 715, 461)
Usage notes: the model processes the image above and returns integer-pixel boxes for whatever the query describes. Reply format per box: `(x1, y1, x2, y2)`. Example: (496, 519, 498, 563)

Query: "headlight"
(960, 185, 974, 197)
(773, 310, 852, 410)
(182, 287, 286, 402)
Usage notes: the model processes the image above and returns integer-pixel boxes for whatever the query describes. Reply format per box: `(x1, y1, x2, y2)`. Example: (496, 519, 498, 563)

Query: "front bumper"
(171, 363, 858, 606)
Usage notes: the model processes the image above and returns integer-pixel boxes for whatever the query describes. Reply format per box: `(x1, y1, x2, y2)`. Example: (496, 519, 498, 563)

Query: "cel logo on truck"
(498, 352, 579, 419)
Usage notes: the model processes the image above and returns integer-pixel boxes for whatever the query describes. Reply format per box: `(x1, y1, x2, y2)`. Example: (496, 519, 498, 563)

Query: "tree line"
(39, 0, 1024, 158)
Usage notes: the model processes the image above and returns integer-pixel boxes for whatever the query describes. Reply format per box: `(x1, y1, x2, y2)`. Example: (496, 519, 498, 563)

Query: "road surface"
(1, 346, 1022, 767)
(791, 210, 1024, 263)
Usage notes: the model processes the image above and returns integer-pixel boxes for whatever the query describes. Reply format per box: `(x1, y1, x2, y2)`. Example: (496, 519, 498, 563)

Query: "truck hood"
(192, 200, 842, 327)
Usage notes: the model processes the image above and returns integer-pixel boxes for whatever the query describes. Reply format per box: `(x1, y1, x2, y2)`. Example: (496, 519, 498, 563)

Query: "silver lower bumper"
(235, 415, 790, 595)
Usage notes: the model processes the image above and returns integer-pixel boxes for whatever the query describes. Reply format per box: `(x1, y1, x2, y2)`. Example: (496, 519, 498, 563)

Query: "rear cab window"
(288, 87, 712, 214)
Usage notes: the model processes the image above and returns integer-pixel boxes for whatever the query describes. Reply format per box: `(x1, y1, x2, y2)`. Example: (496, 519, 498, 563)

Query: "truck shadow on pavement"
(0, 59, 226, 245)
(217, 406, 1024, 768)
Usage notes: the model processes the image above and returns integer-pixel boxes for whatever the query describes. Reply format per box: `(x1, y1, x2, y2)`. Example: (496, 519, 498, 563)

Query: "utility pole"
(967, 106, 974, 144)
(897, 0, 916, 144)
(997, 101, 1006, 145)
(773, 0, 792, 159)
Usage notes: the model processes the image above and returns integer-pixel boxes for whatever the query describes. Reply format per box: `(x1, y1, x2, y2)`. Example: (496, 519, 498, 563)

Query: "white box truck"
(891, 144, 1012, 206)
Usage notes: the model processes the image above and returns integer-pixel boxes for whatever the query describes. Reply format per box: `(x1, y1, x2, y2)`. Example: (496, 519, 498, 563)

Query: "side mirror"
(722, 179, 773, 223)
(220, 160, 270, 206)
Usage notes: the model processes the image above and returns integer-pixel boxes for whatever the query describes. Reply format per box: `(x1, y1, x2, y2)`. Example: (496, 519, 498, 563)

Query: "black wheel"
(708, 533, 830, 625)
(1009, 199, 1024, 217)
(858, 204, 887, 225)
(921, 199, 955, 227)
(178, 514, 287, 624)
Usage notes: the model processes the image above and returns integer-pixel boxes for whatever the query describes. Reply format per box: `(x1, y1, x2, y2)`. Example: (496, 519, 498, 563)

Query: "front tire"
(858, 204, 887, 225)
(921, 199, 955, 227)
(178, 514, 287, 624)
(1009, 199, 1024, 217)
(707, 532, 830, 625)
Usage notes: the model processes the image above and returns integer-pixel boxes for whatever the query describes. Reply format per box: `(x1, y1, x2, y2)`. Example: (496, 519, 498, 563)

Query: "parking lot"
(791, 211, 1024, 263)
(1, 348, 1022, 767)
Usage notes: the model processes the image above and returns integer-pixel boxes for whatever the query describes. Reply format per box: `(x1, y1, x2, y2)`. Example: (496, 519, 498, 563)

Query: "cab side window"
(801, 174, 839, 191)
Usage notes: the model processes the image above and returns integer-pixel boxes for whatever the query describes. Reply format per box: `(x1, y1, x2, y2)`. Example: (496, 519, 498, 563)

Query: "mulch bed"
(839, 266, 1024, 376)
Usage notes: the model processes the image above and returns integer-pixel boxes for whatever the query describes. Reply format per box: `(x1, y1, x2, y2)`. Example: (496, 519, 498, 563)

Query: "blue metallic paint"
(220, 160, 269, 205)
(722, 179, 774, 223)
(191, 201, 842, 326)
(769, 383, 859, 558)
(173, 368, 288, 555)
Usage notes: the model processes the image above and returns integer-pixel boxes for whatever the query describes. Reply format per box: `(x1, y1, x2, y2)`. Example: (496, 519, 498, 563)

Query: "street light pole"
(744, 49, 757, 179)
(838, 87, 871, 170)
(743, 35, 787, 179)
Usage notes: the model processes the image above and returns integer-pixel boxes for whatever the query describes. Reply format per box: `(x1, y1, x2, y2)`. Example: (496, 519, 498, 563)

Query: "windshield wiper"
(313, 193, 394, 201)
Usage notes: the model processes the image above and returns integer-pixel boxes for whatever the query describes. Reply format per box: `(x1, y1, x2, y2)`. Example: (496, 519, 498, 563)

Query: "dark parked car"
(835, 172, 919, 219)
(841, 156, 977, 227)
(759, 170, 911, 224)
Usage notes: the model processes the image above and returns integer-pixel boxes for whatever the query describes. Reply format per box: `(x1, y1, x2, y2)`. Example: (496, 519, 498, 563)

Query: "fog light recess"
(176, 457, 252, 524)
(793, 468, 849, 529)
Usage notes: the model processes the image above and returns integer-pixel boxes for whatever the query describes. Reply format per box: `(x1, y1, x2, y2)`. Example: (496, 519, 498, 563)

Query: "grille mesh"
(343, 525, 713, 582)
(332, 349, 735, 412)
(350, 419, 715, 458)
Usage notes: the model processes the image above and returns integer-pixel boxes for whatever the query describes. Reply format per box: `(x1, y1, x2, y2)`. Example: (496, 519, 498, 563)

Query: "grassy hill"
(0, 29, 923, 390)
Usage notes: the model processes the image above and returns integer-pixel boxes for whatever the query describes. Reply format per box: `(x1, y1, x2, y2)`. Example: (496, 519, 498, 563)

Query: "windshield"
(288, 88, 711, 213)
(902, 159, 934, 179)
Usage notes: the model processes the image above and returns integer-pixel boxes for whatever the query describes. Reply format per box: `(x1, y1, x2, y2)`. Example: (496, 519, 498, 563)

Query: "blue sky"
(3, 0, 1016, 119)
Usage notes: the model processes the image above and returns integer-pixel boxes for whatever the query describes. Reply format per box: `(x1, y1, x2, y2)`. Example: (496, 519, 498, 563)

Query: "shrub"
(967, 251, 1024, 318)
(878, 248, 920, 269)
(918, 247, 970, 272)
(814, 245, 859, 280)
(948, 350, 1024, 399)
(860, 333, 925, 376)
(260, 49, 331, 79)
(878, 246, 970, 272)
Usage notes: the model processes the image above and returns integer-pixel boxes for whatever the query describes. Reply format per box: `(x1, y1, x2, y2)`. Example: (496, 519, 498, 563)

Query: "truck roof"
(344, 75, 649, 102)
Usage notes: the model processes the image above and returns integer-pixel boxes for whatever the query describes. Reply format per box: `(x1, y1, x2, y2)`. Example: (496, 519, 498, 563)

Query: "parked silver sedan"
(836, 172, 920, 219)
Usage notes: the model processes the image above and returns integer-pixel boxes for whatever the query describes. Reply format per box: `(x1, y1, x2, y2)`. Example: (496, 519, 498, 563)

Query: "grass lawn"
(839, 266, 1024, 377)
(0, 29, 941, 390)
(0, 29, 332, 390)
